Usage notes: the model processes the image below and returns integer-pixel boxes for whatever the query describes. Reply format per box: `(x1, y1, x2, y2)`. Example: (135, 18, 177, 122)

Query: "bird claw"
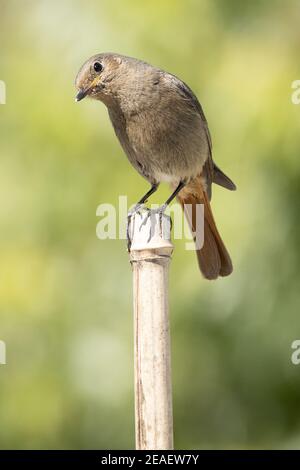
(127, 203, 145, 218)
(127, 203, 171, 249)
(139, 204, 169, 242)
(139, 203, 167, 226)
(127, 203, 147, 251)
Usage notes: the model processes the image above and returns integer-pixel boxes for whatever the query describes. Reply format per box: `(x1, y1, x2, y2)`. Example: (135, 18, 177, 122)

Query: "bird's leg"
(140, 181, 186, 239)
(127, 183, 159, 250)
(156, 180, 186, 232)
(163, 180, 186, 207)
(128, 183, 159, 216)
(137, 183, 159, 206)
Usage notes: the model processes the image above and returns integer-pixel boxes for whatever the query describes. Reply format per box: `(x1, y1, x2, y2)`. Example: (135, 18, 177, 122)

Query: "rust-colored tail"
(177, 177, 233, 280)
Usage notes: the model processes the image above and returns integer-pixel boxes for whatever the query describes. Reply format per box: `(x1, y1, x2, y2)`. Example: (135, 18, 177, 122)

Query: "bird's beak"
(75, 77, 101, 102)
(75, 88, 89, 102)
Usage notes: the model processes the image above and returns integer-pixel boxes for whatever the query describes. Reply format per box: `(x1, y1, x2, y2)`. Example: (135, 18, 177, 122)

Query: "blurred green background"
(0, 0, 300, 449)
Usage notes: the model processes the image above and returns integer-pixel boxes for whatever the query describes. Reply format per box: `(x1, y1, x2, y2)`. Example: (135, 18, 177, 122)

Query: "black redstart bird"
(75, 53, 236, 279)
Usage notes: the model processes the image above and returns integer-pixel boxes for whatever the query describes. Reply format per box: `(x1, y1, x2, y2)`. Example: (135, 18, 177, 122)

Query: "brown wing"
(174, 77, 236, 198)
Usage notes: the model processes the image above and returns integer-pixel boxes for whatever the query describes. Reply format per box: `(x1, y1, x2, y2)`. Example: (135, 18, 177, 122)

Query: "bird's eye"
(93, 62, 103, 73)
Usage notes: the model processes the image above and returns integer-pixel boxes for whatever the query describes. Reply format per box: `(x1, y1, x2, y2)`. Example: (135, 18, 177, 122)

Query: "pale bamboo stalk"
(128, 210, 174, 450)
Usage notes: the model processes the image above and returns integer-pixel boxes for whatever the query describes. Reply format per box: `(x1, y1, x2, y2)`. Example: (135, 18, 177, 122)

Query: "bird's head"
(75, 53, 125, 104)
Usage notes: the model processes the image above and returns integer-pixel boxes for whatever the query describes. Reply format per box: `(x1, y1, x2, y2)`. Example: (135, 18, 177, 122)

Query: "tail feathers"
(213, 164, 236, 191)
(177, 179, 233, 280)
(198, 221, 222, 280)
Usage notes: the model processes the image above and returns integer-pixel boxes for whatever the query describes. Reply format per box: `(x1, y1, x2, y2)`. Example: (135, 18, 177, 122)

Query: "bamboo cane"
(128, 210, 174, 450)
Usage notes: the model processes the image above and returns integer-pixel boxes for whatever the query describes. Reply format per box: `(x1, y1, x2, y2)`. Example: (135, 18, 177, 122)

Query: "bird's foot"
(140, 204, 169, 242)
(127, 204, 171, 249)
(139, 203, 167, 225)
(127, 202, 145, 218)
(127, 203, 146, 251)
